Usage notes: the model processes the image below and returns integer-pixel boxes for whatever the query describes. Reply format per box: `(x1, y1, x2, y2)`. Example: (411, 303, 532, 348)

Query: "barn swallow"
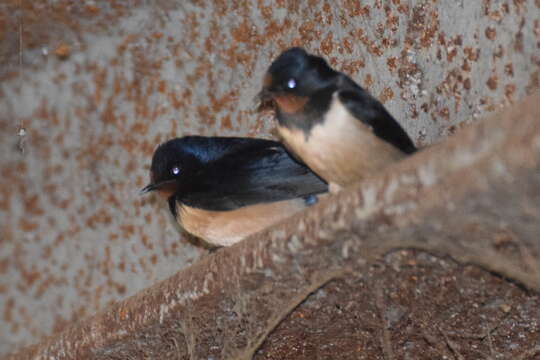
(258, 47, 417, 191)
(141, 136, 328, 247)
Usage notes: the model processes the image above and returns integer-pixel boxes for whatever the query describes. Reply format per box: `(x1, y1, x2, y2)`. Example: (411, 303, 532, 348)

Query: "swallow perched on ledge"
(141, 136, 328, 247)
(258, 47, 417, 191)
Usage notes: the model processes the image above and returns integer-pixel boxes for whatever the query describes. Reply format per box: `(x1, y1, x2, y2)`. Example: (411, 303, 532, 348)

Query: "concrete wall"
(1, 0, 539, 355)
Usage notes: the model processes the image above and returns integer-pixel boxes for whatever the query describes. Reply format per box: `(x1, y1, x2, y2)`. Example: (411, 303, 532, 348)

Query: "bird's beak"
(257, 86, 272, 100)
(255, 74, 276, 112)
(140, 183, 158, 195)
(256, 87, 276, 112)
(140, 179, 177, 195)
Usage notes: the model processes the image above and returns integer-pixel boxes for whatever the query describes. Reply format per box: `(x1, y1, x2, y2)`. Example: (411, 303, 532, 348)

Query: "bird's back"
(178, 139, 328, 211)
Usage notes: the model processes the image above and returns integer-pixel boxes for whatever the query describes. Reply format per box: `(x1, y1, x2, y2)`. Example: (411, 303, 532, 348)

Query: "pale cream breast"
(278, 94, 405, 187)
(177, 199, 308, 247)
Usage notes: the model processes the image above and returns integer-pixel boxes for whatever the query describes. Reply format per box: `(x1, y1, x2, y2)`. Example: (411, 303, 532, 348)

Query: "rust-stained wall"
(0, 0, 539, 355)
(5, 92, 540, 359)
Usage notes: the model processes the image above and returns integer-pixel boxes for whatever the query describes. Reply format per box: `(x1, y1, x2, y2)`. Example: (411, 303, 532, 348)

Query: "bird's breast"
(277, 94, 405, 187)
(176, 199, 308, 247)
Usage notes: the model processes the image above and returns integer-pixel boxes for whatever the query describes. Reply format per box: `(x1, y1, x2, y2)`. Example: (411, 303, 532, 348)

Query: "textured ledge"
(7, 92, 540, 359)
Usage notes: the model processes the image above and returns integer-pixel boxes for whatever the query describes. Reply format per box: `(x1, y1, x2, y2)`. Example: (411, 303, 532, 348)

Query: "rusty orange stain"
(54, 43, 71, 59)
(24, 194, 44, 216)
(487, 76, 498, 90)
(504, 64, 514, 77)
(462, 59, 471, 72)
(505, 84, 516, 101)
(19, 219, 39, 232)
(363, 74, 374, 88)
(320, 32, 334, 56)
(387, 57, 397, 72)
(379, 87, 394, 104)
(485, 27, 497, 40)
(221, 115, 233, 131)
(447, 47, 458, 62)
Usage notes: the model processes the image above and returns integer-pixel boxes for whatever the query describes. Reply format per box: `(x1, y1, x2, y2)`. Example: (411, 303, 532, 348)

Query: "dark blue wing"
(179, 142, 328, 211)
(336, 75, 417, 154)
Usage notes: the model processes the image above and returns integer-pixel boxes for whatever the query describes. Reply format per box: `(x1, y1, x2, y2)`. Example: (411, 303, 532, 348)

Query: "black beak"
(257, 86, 272, 102)
(256, 72, 277, 111)
(256, 87, 275, 112)
(140, 183, 158, 195)
(140, 179, 178, 195)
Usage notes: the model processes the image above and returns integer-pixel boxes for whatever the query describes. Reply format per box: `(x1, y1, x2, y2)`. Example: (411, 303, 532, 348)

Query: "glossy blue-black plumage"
(148, 136, 328, 215)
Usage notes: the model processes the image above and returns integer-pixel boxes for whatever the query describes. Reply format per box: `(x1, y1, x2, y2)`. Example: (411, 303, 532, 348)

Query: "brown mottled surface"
(1, 0, 540, 357)
(6, 92, 540, 359)
(256, 251, 540, 360)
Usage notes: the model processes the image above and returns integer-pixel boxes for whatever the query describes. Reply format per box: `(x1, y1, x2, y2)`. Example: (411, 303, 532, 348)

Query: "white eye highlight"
(171, 166, 180, 175)
(287, 78, 297, 89)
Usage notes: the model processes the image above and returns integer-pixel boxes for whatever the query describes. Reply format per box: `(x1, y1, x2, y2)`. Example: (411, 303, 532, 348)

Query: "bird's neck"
(276, 87, 334, 135)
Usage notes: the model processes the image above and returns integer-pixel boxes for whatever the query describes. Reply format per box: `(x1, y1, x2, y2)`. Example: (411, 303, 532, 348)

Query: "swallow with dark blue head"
(258, 47, 417, 192)
(141, 136, 328, 247)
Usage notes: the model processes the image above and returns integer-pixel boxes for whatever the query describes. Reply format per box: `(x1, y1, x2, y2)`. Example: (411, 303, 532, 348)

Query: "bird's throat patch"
(274, 94, 309, 114)
(156, 182, 178, 198)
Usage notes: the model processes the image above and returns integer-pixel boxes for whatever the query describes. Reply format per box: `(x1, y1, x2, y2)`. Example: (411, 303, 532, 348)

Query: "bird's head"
(258, 47, 336, 114)
(141, 138, 202, 198)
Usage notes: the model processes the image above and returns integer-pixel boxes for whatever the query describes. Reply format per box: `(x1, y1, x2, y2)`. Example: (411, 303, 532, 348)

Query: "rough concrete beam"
(6, 92, 540, 359)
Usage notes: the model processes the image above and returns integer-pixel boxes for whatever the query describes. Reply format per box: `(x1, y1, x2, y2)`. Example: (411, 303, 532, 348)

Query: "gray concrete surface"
(0, 0, 539, 355)
(6, 92, 540, 360)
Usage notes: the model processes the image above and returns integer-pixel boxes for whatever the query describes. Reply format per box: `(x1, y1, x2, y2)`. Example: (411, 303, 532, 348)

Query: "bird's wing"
(179, 136, 279, 163)
(336, 76, 417, 154)
(180, 144, 328, 211)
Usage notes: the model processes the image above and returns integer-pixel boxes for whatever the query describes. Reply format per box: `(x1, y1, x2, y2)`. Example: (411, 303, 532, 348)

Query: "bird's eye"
(287, 78, 297, 89)
(171, 166, 180, 176)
